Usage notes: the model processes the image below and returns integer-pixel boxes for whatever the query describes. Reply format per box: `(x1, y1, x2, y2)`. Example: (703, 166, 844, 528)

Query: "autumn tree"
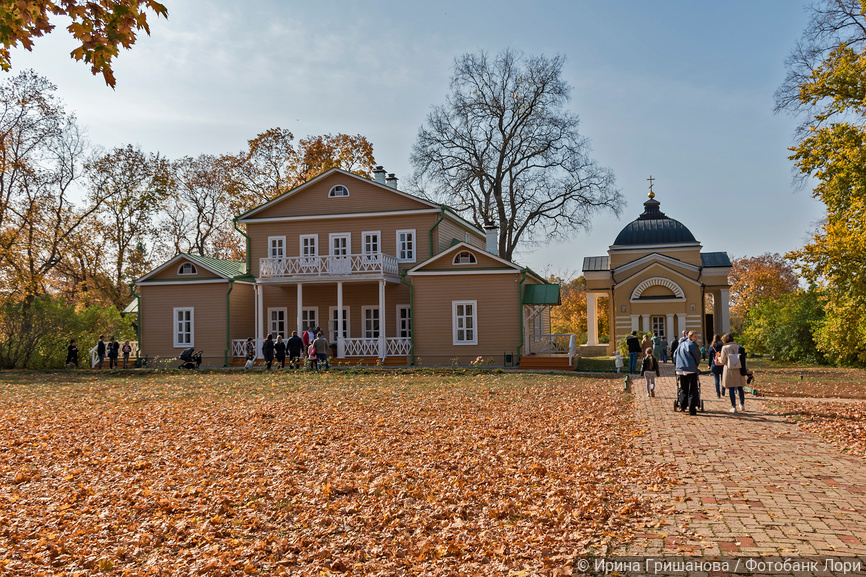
(549, 275, 609, 343)
(777, 0, 866, 365)
(728, 253, 800, 331)
(87, 144, 169, 305)
(0, 0, 168, 87)
(739, 288, 826, 364)
(411, 49, 620, 261)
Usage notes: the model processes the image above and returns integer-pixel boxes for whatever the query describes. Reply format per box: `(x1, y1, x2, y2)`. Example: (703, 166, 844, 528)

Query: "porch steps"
(518, 354, 575, 371)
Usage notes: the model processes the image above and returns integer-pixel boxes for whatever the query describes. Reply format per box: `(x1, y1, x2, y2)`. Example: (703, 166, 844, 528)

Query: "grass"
(0, 370, 674, 576)
(744, 358, 866, 399)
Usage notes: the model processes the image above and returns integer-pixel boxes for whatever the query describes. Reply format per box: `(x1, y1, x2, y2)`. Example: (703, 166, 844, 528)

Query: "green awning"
(523, 284, 561, 305)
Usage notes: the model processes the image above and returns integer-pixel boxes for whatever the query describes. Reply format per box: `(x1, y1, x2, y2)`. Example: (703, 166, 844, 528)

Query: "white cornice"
(584, 271, 612, 280)
(609, 243, 702, 253)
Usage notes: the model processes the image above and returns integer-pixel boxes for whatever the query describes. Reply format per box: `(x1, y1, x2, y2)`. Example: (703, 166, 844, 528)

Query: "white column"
(665, 313, 674, 342)
(253, 285, 259, 347)
(296, 283, 303, 334)
(378, 280, 386, 359)
(676, 313, 687, 337)
(256, 285, 264, 358)
(586, 292, 598, 346)
(641, 314, 650, 333)
(337, 281, 344, 358)
(630, 314, 639, 332)
(720, 288, 731, 334)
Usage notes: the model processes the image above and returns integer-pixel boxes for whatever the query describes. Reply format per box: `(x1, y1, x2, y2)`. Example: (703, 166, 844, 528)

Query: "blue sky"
(8, 1, 822, 276)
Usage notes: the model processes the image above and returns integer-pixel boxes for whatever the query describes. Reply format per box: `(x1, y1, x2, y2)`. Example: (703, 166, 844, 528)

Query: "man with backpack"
(674, 331, 702, 415)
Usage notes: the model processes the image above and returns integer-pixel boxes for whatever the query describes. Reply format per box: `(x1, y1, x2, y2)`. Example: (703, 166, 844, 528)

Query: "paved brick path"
(615, 362, 866, 562)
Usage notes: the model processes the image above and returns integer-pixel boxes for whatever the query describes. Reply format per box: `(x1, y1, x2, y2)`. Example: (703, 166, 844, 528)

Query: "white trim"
(268, 236, 286, 259)
(362, 230, 381, 256)
(328, 184, 350, 197)
(396, 304, 411, 338)
(173, 307, 194, 348)
(300, 234, 318, 258)
(452, 300, 478, 345)
(396, 229, 416, 263)
(615, 262, 702, 288)
(328, 306, 350, 342)
(329, 232, 351, 256)
(137, 253, 232, 282)
(406, 241, 539, 279)
(407, 270, 520, 276)
(362, 306, 380, 338)
(452, 250, 478, 265)
(267, 307, 288, 338)
(239, 208, 442, 224)
(613, 252, 701, 275)
(237, 168, 440, 220)
(138, 279, 229, 286)
(630, 277, 686, 300)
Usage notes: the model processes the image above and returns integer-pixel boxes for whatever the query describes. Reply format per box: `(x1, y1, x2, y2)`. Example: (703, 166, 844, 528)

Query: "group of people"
(246, 325, 331, 370)
(615, 329, 756, 416)
(82, 336, 134, 369)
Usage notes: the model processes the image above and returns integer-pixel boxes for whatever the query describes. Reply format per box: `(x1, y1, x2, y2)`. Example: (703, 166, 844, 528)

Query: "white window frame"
(329, 232, 351, 256)
(329, 306, 350, 342)
(453, 251, 477, 265)
(651, 316, 666, 339)
(268, 307, 287, 338)
(396, 305, 411, 338)
(302, 307, 318, 332)
(396, 229, 416, 263)
(328, 185, 350, 197)
(362, 230, 380, 259)
(177, 262, 197, 275)
(268, 236, 285, 259)
(173, 307, 194, 347)
(452, 300, 477, 345)
(300, 234, 318, 258)
(362, 306, 380, 339)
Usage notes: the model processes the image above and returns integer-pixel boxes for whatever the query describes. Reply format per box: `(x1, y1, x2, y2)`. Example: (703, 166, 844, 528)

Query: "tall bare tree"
(411, 49, 620, 261)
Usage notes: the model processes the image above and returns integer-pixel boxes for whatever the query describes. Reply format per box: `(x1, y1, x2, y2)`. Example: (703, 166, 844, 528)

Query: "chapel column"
(665, 313, 674, 342)
(641, 314, 650, 334)
(676, 313, 687, 337)
(630, 315, 639, 332)
(586, 292, 598, 346)
(720, 288, 730, 334)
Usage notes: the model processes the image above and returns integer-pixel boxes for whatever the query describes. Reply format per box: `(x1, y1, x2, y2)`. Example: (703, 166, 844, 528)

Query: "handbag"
(244, 359, 254, 369)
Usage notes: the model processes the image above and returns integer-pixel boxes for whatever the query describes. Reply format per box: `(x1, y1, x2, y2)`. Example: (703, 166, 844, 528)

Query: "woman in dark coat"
(66, 339, 78, 368)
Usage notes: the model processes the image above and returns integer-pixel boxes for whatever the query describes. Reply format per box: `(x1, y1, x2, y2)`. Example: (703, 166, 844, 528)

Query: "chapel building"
(581, 189, 732, 354)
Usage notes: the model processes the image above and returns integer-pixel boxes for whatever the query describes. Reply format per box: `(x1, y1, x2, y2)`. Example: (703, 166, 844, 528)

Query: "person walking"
(95, 335, 106, 369)
(244, 337, 256, 368)
(708, 334, 724, 398)
(660, 336, 668, 363)
(716, 333, 747, 413)
(626, 331, 641, 374)
(652, 331, 664, 362)
(674, 331, 702, 415)
(107, 336, 119, 369)
(262, 333, 275, 370)
(66, 339, 79, 368)
(640, 349, 660, 397)
(274, 335, 286, 368)
(640, 332, 652, 359)
(313, 330, 330, 370)
(614, 350, 624, 373)
(121, 340, 132, 369)
(287, 330, 304, 369)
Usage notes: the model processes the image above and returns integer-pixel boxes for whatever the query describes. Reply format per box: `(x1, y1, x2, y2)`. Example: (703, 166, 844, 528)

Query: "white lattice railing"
(528, 334, 573, 355)
(89, 341, 139, 368)
(259, 253, 399, 279)
(343, 338, 380, 357)
(386, 337, 411, 356)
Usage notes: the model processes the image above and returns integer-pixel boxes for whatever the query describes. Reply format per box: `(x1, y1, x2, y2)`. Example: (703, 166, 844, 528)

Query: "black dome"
(612, 196, 697, 246)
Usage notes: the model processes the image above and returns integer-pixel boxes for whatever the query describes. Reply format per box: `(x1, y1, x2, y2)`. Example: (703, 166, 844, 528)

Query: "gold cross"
(647, 175, 655, 199)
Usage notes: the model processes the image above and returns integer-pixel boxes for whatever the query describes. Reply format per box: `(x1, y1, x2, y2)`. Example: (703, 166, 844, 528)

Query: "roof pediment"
(615, 260, 702, 288)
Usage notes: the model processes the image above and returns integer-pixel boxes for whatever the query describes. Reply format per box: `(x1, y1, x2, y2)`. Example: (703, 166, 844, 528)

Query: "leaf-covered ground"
(0, 371, 675, 575)
(770, 399, 866, 458)
(746, 360, 866, 399)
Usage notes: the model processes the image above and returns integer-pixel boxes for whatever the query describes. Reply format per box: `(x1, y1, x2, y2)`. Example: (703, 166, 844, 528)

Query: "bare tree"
(411, 49, 620, 261)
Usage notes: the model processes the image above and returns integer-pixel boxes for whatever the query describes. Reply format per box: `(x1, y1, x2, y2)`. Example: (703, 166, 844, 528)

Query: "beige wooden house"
(581, 192, 732, 355)
(134, 168, 570, 368)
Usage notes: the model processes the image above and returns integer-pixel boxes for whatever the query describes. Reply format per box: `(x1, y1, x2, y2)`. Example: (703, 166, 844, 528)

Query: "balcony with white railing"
(232, 336, 411, 359)
(258, 253, 400, 281)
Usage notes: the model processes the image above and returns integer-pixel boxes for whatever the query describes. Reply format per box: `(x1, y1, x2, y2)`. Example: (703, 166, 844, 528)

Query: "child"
(640, 349, 659, 397)
(122, 340, 132, 369)
(614, 350, 624, 373)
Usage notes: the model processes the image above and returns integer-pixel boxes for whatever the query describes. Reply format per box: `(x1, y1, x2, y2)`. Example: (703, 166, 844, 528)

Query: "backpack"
(727, 347, 741, 369)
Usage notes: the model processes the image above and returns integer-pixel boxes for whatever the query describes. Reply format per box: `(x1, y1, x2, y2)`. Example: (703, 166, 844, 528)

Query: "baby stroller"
(673, 374, 706, 412)
(178, 347, 202, 369)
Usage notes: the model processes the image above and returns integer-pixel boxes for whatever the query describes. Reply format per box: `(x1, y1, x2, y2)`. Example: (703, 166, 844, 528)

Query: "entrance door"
(651, 316, 665, 338)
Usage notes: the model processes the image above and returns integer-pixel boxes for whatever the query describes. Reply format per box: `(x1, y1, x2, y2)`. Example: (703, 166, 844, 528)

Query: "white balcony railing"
(232, 337, 411, 358)
(343, 338, 380, 357)
(386, 337, 411, 356)
(259, 253, 399, 279)
(528, 334, 573, 355)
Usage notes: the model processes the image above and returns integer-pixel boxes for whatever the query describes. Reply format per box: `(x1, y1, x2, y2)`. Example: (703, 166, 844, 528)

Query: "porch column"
(256, 285, 264, 358)
(720, 288, 730, 334)
(641, 314, 650, 333)
(296, 282, 303, 334)
(337, 281, 344, 358)
(665, 313, 674, 342)
(676, 313, 687, 337)
(586, 292, 598, 346)
(378, 280, 386, 359)
(630, 314, 639, 332)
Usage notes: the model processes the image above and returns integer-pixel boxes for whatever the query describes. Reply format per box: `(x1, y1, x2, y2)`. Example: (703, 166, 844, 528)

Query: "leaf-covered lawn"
(746, 360, 866, 399)
(0, 371, 673, 575)
(770, 399, 866, 458)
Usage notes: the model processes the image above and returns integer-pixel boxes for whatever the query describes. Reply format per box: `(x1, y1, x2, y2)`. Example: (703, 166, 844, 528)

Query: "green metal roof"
(182, 254, 248, 279)
(523, 284, 561, 305)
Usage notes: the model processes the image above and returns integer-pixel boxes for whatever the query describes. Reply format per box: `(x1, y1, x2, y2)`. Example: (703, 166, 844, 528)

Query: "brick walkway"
(615, 362, 866, 561)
